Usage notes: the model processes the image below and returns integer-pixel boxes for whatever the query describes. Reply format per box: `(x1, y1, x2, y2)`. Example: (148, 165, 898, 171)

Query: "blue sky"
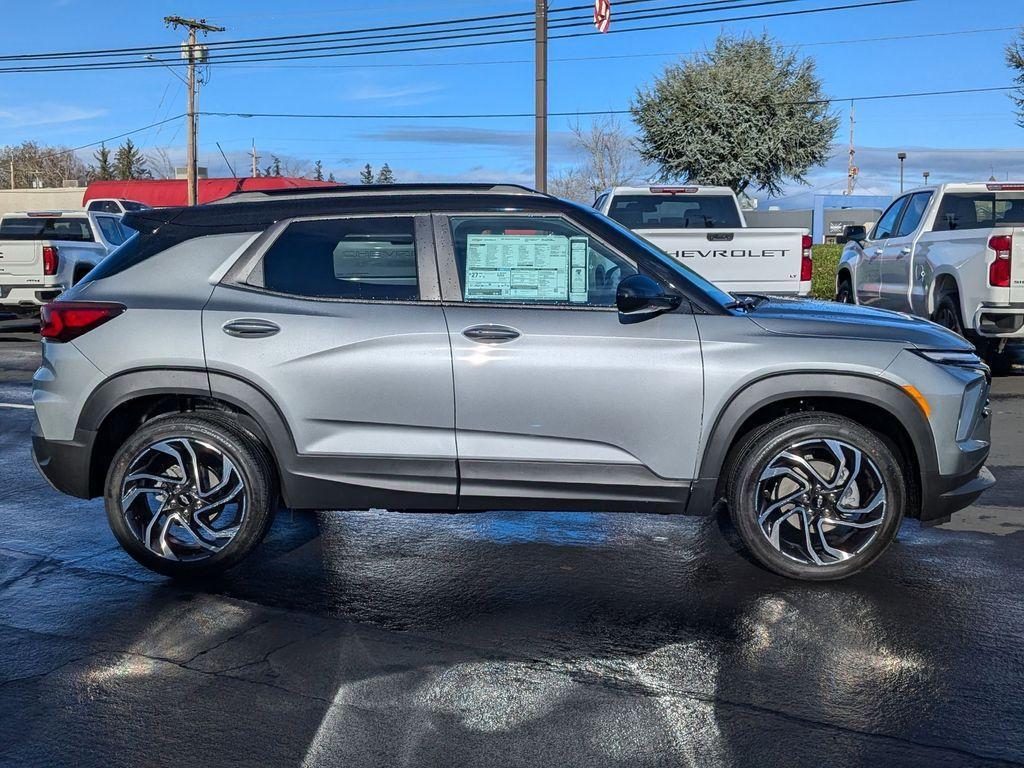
(1, 0, 1022, 204)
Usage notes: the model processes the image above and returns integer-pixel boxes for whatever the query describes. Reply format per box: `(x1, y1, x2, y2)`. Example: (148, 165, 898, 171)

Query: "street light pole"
(923, 170, 930, 185)
(898, 151, 907, 194)
(534, 0, 548, 193)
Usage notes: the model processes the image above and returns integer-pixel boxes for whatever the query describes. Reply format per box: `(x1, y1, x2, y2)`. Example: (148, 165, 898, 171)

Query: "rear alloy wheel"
(105, 414, 277, 578)
(933, 293, 964, 336)
(727, 413, 905, 580)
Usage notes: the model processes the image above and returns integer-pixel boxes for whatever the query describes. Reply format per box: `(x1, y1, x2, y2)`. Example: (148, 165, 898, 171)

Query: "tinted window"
(88, 200, 121, 214)
(449, 215, 637, 307)
(260, 217, 418, 300)
(0, 216, 94, 242)
(895, 192, 933, 237)
(872, 197, 907, 240)
(96, 216, 127, 245)
(932, 191, 1024, 231)
(121, 201, 148, 211)
(593, 194, 608, 211)
(607, 194, 742, 229)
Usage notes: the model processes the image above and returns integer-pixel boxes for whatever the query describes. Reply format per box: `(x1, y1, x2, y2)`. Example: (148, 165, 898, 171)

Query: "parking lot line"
(0, 403, 33, 410)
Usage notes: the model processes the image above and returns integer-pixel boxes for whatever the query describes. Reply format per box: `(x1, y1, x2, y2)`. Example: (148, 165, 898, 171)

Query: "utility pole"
(534, 0, 548, 193)
(164, 16, 225, 206)
(8, 158, 13, 190)
(845, 100, 857, 196)
(250, 139, 259, 178)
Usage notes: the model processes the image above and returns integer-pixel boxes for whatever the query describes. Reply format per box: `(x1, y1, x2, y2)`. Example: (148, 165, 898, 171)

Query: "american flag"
(594, 0, 611, 33)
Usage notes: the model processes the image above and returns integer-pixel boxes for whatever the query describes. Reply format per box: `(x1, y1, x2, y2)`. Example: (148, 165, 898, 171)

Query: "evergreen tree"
(327, 171, 336, 182)
(92, 143, 114, 181)
(313, 160, 324, 181)
(1008, 29, 1024, 127)
(376, 163, 395, 184)
(632, 33, 837, 195)
(112, 139, 151, 181)
(360, 163, 375, 184)
(271, 156, 282, 177)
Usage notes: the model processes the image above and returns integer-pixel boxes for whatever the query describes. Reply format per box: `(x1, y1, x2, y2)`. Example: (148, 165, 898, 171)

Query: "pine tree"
(360, 163, 375, 184)
(92, 143, 114, 181)
(313, 160, 324, 182)
(376, 163, 395, 184)
(327, 172, 336, 183)
(271, 156, 282, 177)
(112, 139, 151, 181)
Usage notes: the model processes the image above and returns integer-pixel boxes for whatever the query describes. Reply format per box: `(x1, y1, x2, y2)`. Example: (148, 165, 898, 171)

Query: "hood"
(743, 297, 973, 350)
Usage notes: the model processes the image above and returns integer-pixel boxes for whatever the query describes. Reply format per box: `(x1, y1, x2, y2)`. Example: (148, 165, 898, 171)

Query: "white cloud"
(0, 104, 106, 129)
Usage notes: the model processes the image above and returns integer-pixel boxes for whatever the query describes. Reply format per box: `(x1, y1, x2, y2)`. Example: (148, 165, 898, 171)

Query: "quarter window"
(259, 217, 419, 300)
(96, 216, 127, 245)
(449, 216, 637, 307)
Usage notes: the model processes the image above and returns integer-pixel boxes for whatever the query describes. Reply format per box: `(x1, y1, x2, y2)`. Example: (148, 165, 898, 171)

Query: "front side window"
(607, 194, 742, 229)
(895, 192, 933, 237)
(259, 217, 418, 300)
(449, 216, 637, 307)
(872, 197, 908, 240)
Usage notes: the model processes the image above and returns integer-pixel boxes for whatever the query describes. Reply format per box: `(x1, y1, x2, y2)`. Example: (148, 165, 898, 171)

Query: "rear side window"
(932, 192, 1024, 231)
(88, 200, 122, 214)
(607, 194, 742, 229)
(259, 217, 418, 301)
(0, 216, 94, 242)
(895, 192, 933, 237)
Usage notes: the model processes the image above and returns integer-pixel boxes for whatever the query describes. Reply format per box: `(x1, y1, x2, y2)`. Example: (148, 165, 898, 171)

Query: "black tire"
(976, 340, 1016, 377)
(104, 413, 278, 579)
(932, 292, 965, 336)
(836, 275, 854, 304)
(726, 412, 905, 581)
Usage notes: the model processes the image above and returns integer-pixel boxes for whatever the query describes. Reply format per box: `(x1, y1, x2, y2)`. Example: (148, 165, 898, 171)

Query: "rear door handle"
(462, 324, 520, 343)
(222, 318, 280, 338)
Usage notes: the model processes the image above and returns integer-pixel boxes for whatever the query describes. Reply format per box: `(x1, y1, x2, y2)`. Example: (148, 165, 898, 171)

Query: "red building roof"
(83, 177, 341, 208)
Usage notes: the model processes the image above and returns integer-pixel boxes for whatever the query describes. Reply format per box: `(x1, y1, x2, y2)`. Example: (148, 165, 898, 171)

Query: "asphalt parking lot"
(1, 318, 1022, 768)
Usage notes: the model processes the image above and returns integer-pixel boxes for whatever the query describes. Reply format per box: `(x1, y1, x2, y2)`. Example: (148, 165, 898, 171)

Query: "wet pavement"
(1, 328, 1023, 767)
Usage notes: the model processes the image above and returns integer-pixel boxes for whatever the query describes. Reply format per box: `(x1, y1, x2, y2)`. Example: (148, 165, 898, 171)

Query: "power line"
(28, 115, 187, 163)
(196, 86, 1018, 123)
(0, 0, 915, 73)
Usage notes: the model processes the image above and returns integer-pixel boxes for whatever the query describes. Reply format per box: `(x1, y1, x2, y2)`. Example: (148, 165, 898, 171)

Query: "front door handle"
(462, 324, 520, 343)
(873, 248, 885, 257)
(222, 318, 280, 338)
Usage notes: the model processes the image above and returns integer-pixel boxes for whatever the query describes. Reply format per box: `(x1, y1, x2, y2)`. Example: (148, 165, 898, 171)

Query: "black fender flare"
(686, 371, 937, 515)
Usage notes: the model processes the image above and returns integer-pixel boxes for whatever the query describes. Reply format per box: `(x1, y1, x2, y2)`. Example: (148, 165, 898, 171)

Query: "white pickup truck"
(836, 182, 1024, 369)
(0, 210, 133, 309)
(594, 185, 812, 296)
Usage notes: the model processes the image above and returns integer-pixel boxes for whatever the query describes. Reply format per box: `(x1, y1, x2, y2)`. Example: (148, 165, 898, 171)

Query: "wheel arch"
(929, 269, 961, 317)
(80, 368, 291, 499)
(689, 372, 935, 519)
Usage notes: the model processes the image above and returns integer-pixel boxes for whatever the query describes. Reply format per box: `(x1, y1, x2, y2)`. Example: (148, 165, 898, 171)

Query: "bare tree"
(550, 116, 644, 202)
(0, 141, 92, 188)
(146, 147, 177, 180)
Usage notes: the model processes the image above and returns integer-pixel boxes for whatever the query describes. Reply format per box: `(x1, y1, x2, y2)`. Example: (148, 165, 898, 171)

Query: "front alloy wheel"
(727, 413, 905, 580)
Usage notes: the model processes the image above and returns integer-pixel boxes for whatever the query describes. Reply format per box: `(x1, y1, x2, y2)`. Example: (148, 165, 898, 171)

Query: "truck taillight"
(42, 245, 59, 276)
(40, 302, 125, 343)
(801, 235, 813, 281)
(989, 235, 1012, 287)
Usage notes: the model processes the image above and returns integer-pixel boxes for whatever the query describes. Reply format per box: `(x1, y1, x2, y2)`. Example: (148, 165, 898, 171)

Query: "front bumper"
(31, 419, 96, 499)
(920, 464, 996, 526)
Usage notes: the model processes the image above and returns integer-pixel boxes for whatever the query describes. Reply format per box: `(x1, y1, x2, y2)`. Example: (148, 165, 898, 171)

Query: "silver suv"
(31, 184, 995, 581)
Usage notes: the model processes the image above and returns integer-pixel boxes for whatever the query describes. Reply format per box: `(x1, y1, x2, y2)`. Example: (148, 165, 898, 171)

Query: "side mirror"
(843, 225, 867, 243)
(616, 274, 682, 320)
(836, 235, 848, 245)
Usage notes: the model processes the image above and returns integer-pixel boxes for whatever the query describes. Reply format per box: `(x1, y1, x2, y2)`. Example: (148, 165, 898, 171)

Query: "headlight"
(911, 348, 990, 378)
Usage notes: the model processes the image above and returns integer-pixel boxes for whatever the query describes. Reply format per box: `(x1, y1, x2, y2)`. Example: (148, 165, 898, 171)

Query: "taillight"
(801, 234, 813, 281)
(42, 245, 59, 276)
(989, 235, 1012, 287)
(40, 301, 125, 343)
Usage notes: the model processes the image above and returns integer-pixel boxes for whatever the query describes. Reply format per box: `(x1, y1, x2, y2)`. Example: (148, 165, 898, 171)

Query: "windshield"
(607, 194, 742, 229)
(593, 208, 736, 308)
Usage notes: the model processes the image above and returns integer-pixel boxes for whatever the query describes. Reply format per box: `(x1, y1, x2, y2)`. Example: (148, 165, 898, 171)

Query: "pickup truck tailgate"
(635, 227, 806, 294)
(0, 242, 42, 278)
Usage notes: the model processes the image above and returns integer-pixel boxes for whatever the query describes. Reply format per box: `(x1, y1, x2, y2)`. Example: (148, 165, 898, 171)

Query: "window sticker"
(464, 234, 574, 301)
(569, 236, 589, 303)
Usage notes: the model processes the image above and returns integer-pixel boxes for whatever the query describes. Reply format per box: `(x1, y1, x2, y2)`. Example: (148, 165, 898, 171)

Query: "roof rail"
(210, 182, 545, 205)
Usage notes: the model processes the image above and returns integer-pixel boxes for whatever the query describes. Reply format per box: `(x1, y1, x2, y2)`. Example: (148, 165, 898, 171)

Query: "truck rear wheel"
(933, 293, 964, 336)
(726, 412, 905, 581)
